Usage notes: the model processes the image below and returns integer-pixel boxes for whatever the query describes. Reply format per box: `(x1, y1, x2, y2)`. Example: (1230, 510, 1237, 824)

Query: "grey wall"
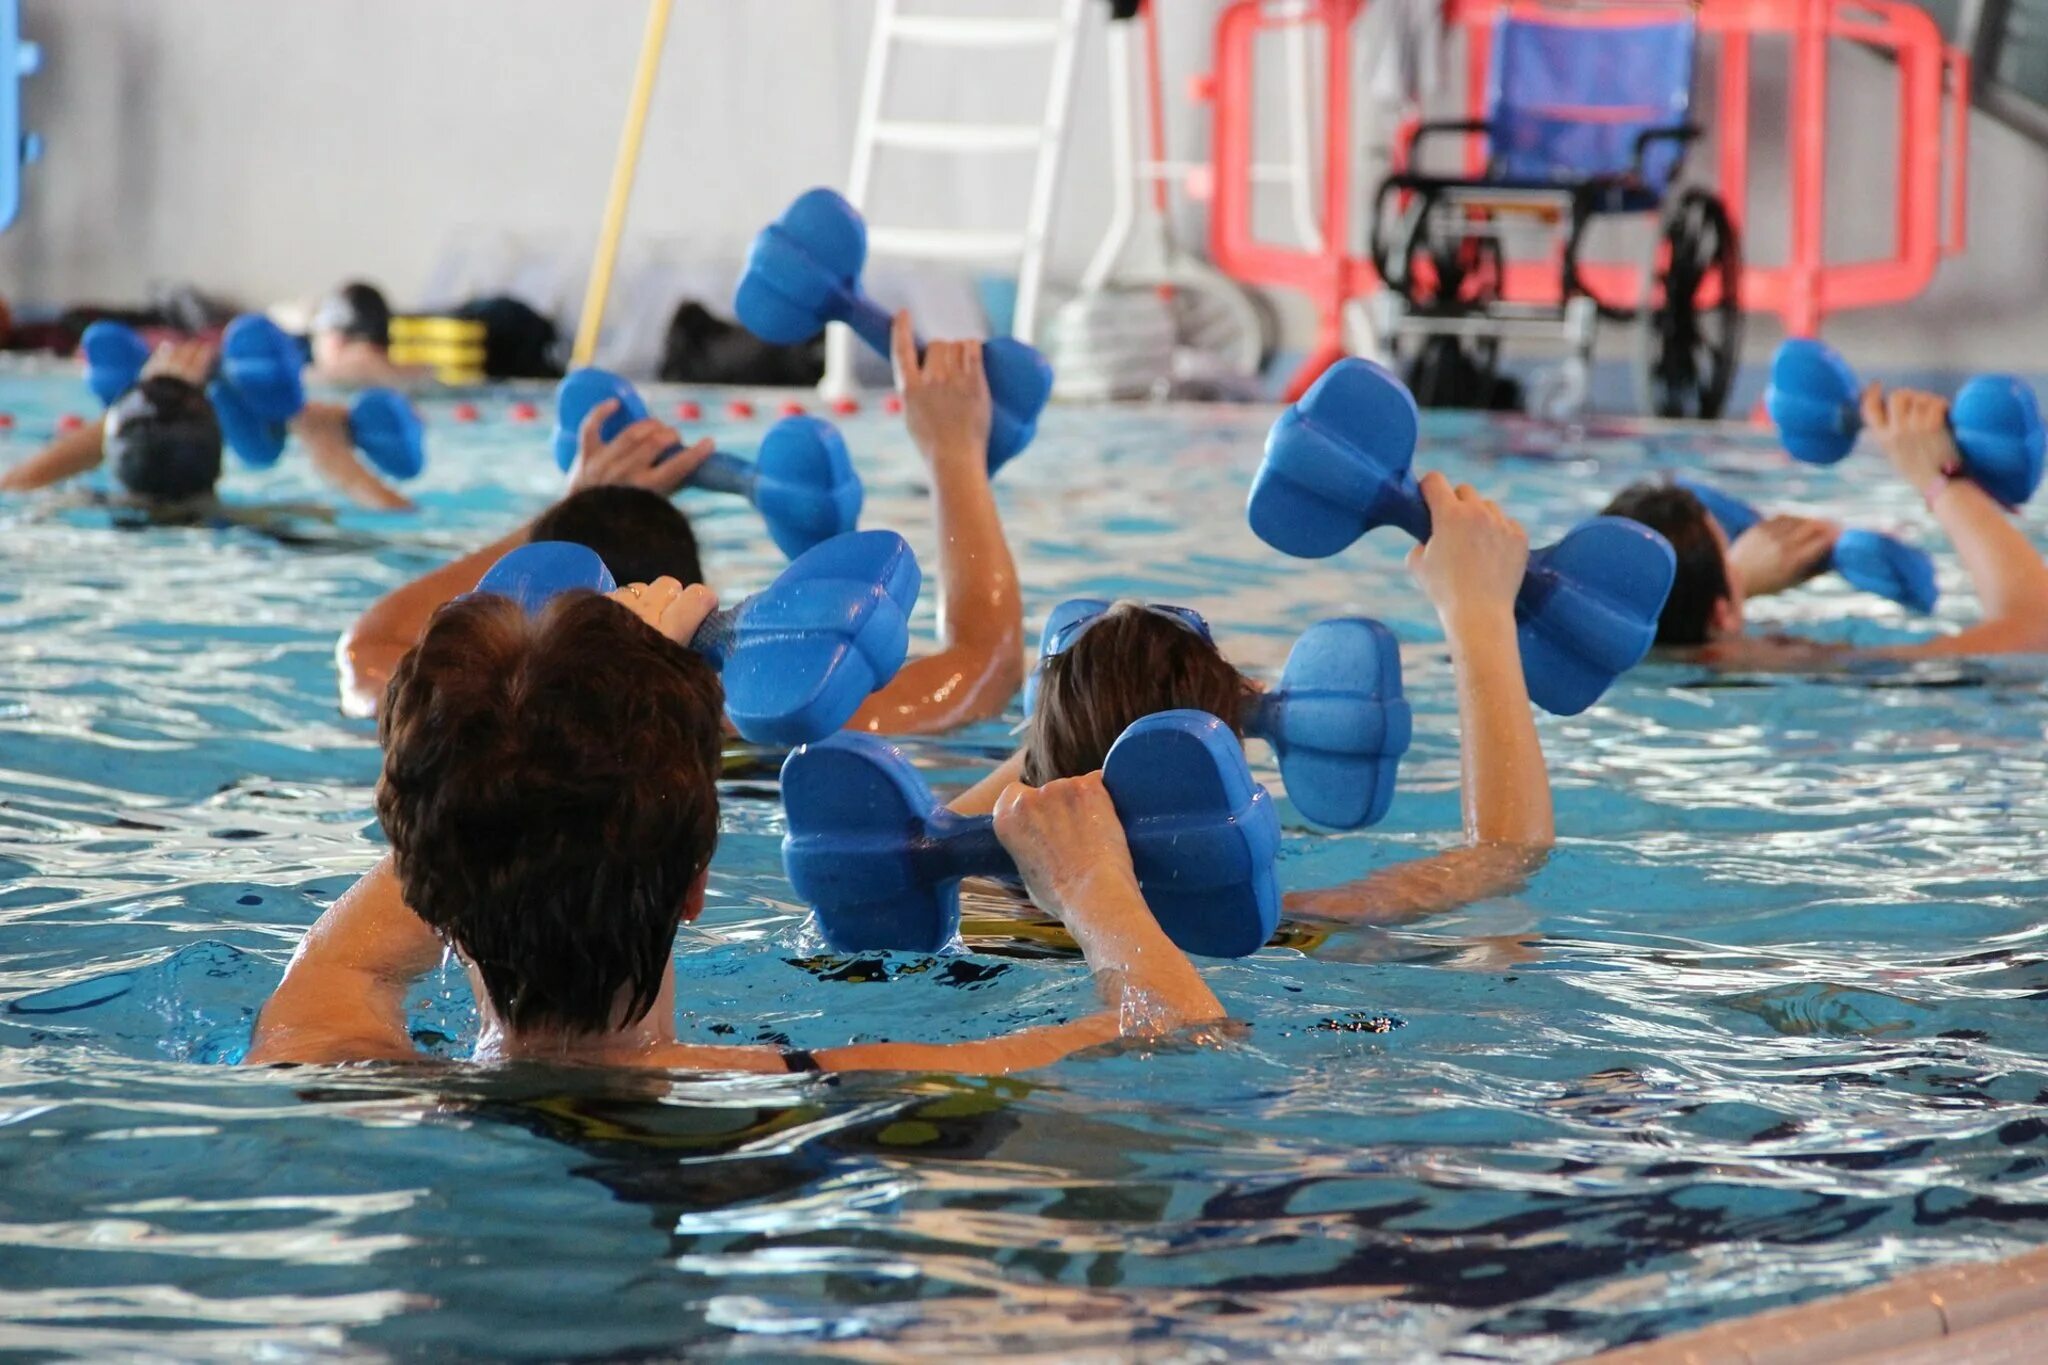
(2, 0, 2044, 371)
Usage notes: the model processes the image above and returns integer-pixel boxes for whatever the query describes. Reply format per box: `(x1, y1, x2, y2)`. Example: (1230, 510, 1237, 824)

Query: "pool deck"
(1593, 1246, 2048, 1362)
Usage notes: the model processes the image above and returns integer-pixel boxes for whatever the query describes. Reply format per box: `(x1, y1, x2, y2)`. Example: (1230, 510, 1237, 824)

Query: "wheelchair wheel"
(1634, 188, 1742, 420)
(1396, 226, 1511, 409)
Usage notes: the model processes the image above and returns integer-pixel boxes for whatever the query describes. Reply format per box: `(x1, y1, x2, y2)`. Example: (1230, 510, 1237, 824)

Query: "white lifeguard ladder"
(821, 0, 1091, 399)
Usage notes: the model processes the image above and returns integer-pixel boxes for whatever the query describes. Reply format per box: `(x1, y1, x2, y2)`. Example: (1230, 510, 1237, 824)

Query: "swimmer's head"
(1601, 481, 1742, 645)
(310, 281, 393, 368)
(377, 591, 724, 1035)
(531, 486, 705, 589)
(104, 376, 224, 504)
(1022, 601, 1257, 786)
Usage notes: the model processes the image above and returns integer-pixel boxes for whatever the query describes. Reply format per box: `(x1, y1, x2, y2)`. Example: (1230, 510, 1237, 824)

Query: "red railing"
(1202, 0, 1972, 398)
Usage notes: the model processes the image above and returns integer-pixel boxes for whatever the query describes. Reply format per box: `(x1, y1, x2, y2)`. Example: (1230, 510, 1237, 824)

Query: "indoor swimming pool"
(3, 370, 2048, 1359)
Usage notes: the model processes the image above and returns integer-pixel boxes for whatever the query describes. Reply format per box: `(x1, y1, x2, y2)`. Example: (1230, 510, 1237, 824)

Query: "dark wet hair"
(531, 486, 704, 589)
(313, 281, 393, 348)
(1600, 481, 1731, 646)
(104, 376, 223, 503)
(377, 592, 724, 1034)
(1022, 602, 1257, 786)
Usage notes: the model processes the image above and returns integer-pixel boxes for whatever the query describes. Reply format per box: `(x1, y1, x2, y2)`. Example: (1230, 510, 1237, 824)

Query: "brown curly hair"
(376, 592, 724, 1034)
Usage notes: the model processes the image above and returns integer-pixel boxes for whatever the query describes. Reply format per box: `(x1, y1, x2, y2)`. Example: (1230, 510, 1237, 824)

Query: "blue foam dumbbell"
(733, 187, 1054, 475)
(1675, 477, 1937, 615)
(552, 367, 860, 559)
(1247, 359, 1675, 716)
(781, 710, 1281, 959)
(1026, 599, 1411, 831)
(1764, 338, 2045, 507)
(473, 528, 920, 746)
(81, 317, 424, 480)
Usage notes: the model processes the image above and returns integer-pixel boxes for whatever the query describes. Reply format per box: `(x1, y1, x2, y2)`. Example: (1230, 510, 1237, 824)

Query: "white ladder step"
(867, 226, 1029, 261)
(872, 120, 1044, 153)
(885, 15, 1063, 46)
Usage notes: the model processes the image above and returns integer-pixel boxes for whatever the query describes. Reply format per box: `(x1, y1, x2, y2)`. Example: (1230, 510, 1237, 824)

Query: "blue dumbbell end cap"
(1832, 529, 1938, 614)
(1672, 477, 1762, 543)
(722, 528, 920, 746)
(1952, 374, 2045, 508)
(781, 733, 959, 955)
(80, 321, 151, 407)
(984, 337, 1055, 474)
(1248, 358, 1420, 558)
(1765, 338, 1861, 466)
(552, 367, 648, 473)
(1102, 710, 1281, 959)
(1261, 618, 1412, 831)
(1516, 517, 1676, 716)
(734, 187, 869, 345)
(755, 415, 864, 558)
(349, 389, 426, 481)
(208, 377, 286, 469)
(219, 314, 306, 424)
(473, 541, 617, 613)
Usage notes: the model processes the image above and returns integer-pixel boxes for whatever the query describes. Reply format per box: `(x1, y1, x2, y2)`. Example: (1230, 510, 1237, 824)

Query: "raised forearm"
(1445, 604, 1554, 847)
(294, 406, 412, 512)
(1932, 479, 2048, 631)
(1050, 868, 1224, 1031)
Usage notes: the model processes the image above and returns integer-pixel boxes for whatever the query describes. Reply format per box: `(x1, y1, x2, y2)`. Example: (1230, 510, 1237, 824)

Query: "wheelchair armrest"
(1400, 119, 1494, 174)
(1630, 124, 1701, 180)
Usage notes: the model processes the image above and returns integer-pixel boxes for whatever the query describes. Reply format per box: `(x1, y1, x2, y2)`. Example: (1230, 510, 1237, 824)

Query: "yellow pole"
(571, 0, 674, 367)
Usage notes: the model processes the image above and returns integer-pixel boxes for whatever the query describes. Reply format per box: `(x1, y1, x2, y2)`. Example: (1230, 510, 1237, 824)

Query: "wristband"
(1920, 458, 1964, 511)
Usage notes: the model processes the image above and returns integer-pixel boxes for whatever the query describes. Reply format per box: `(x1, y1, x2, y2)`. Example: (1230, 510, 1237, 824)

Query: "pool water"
(4, 369, 2048, 1361)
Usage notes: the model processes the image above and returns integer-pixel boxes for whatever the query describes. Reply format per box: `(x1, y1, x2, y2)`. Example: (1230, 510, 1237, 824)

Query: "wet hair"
(312, 281, 393, 348)
(104, 376, 223, 503)
(376, 592, 725, 1034)
(1022, 602, 1258, 786)
(1600, 481, 1731, 646)
(530, 486, 704, 588)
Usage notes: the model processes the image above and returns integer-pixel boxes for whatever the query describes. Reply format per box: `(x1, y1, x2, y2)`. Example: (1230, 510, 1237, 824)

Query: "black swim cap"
(312, 281, 393, 348)
(105, 377, 224, 503)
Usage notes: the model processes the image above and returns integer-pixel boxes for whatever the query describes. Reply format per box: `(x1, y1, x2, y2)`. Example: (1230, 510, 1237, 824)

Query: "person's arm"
(293, 403, 414, 513)
(0, 417, 106, 492)
(849, 314, 1025, 735)
(244, 856, 445, 1066)
(947, 749, 1025, 816)
(1860, 385, 2048, 659)
(334, 401, 711, 718)
(1287, 473, 1554, 927)
(2, 339, 216, 493)
(818, 772, 1226, 1074)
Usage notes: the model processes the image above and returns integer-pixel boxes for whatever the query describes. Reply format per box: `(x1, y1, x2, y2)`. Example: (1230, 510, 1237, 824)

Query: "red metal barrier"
(1203, 0, 1972, 399)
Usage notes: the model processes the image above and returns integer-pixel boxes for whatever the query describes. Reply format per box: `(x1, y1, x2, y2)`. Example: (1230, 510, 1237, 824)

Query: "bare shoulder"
(639, 1042, 798, 1074)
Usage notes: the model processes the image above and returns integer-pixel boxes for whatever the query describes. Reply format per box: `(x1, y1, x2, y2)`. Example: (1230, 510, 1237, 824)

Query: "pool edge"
(1591, 1245, 2048, 1363)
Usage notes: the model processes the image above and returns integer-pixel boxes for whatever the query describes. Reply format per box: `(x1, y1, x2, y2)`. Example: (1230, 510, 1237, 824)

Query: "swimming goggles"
(1039, 598, 1214, 659)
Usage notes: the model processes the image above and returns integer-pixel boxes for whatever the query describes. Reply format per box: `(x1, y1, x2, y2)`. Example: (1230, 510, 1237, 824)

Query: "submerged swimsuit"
(781, 1048, 822, 1074)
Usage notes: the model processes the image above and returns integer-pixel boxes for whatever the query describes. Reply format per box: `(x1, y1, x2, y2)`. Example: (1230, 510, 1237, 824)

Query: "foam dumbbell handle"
(348, 389, 426, 481)
(733, 187, 1053, 474)
(80, 321, 152, 407)
(1241, 617, 1412, 831)
(1250, 359, 1673, 715)
(781, 709, 1281, 959)
(552, 367, 861, 558)
(474, 529, 921, 746)
(1676, 477, 1937, 614)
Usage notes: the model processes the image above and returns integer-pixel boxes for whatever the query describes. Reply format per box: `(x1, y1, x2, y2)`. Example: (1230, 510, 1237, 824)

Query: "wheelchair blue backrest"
(1486, 8, 1696, 191)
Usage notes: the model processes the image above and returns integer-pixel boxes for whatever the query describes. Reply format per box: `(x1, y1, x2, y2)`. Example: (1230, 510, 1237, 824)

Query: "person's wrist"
(1437, 596, 1518, 640)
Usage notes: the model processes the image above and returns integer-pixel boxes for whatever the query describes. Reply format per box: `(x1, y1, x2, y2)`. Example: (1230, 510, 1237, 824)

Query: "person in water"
(0, 338, 412, 516)
(1603, 385, 2048, 665)
(952, 472, 1557, 933)
(337, 315, 1023, 735)
(306, 280, 562, 386)
(247, 573, 1222, 1072)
